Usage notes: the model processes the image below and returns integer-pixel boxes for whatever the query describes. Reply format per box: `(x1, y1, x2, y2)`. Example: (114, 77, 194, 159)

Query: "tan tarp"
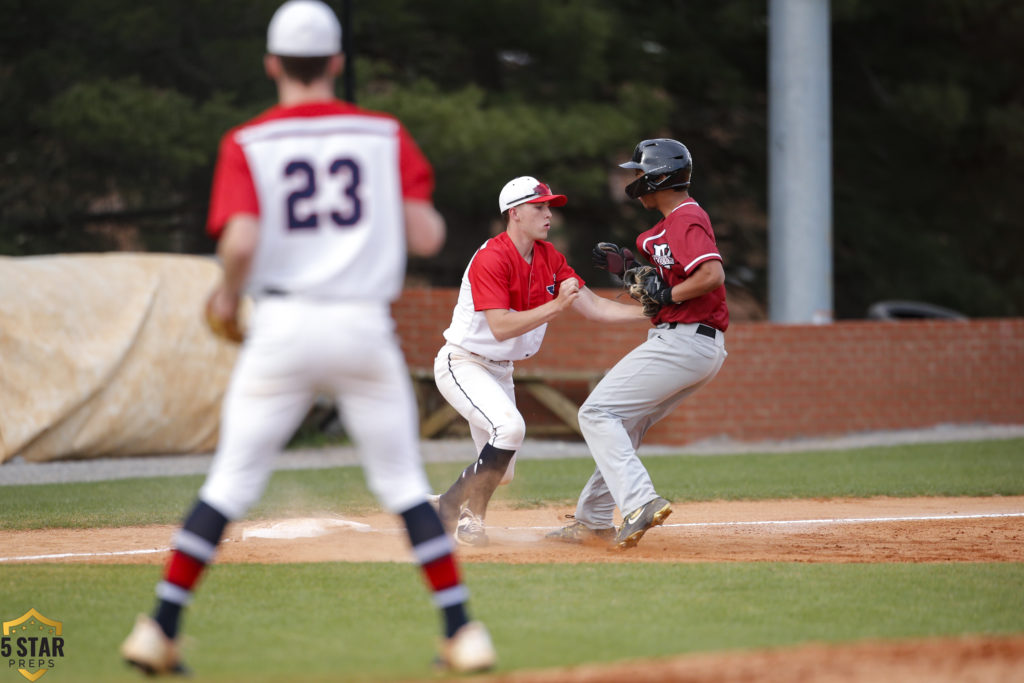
(1, 253, 239, 463)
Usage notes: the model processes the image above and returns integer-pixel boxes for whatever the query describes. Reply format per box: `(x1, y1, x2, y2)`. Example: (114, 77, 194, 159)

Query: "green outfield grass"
(1, 437, 1022, 681)
(1, 438, 1022, 530)
(2, 562, 1022, 683)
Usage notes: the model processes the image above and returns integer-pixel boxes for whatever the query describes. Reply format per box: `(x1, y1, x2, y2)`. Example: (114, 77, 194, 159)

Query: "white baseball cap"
(267, 0, 342, 57)
(498, 176, 568, 213)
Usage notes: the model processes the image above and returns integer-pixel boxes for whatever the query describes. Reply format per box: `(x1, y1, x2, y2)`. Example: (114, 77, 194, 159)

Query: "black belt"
(661, 322, 718, 339)
(456, 348, 511, 367)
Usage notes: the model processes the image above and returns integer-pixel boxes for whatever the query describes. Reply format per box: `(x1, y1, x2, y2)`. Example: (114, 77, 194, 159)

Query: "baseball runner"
(433, 176, 648, 546)
(120, 1, 494, 674)
(547, 138, 729, 550)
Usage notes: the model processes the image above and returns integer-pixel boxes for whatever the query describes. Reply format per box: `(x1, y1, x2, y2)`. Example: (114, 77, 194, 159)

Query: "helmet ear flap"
(620, 138, 693, 199)
(624, 176, 647, 199)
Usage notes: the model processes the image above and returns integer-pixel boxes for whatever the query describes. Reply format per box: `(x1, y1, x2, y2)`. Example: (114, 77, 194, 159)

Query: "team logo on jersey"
(651, 243, 675, 268)
(3, 609, 65, 681)
(547, 274, 557, 296)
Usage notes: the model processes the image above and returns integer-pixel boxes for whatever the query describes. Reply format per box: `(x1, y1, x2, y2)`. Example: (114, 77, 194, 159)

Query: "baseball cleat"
(437, 621, 496, 673)
(545, 517, 615, 545)
(454, 508, 489, 547)
(614, 496, 672, 550)
(120, 614, 189, 676)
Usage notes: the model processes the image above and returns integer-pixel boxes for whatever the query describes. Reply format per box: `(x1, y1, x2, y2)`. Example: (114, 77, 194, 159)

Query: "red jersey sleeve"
(671, 222, 721, 275)
(206, 131, 259, 238)
(398, 124, 434, 201)
(467, 246, 513, 311)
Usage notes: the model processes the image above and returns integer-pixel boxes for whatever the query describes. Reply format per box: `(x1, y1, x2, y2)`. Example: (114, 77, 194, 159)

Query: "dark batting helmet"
(619, 138, 693, 199)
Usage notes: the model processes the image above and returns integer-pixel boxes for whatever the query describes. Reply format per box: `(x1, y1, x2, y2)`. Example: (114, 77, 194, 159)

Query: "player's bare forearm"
(668, 260, 724, 304)
(216, 214, 259, 299)
(404, 200, 446, 257)
(204, 214, 257, 341)
(484, 278, 579, 341)
(484, 300, 566, 341)
(572, 287, 647, 322)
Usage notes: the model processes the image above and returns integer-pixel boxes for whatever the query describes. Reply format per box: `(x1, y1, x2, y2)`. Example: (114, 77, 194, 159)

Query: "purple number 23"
(285, 158, 362, 230)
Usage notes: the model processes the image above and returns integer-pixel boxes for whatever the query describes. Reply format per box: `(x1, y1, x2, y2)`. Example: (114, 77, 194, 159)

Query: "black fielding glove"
(624, 266, 674, 317)
(592, 242, 639, 277)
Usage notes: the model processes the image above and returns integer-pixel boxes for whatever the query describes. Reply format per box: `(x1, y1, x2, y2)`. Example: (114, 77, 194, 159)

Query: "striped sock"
(153, 499, 229, 639)
(401, 501, 469, 638)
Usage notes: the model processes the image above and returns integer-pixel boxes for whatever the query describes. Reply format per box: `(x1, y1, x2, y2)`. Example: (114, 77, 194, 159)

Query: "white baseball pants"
(200, 298, 431, 519)
(433, 344, 523, 483)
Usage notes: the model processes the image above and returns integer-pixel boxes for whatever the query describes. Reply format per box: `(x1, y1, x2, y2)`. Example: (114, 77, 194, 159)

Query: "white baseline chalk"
(0, 547, 170, 563)
(3, 512, 1021, 562)
(521, 511, 1024, 531)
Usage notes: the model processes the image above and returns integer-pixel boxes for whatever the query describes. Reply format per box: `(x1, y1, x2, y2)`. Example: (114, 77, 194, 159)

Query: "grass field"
(2, 438, 1021, 530)
(1, 438, 1022, 682)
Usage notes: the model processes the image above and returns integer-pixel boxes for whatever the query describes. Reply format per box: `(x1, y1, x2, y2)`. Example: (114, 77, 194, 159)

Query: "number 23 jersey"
(206, 100, 434, 302)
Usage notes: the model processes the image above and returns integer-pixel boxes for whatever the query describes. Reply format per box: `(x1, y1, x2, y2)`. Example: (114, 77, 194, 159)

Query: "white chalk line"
(3, 512, 1021, 563)
(0, 537, 235, 564)
(524, 511, 1024, 531)
(662, 511, 1024, 528)
(0, 547, 170, 563)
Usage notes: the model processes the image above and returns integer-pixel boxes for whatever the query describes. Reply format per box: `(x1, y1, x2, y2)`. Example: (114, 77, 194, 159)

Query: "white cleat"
(438, 621, 496, 673)
(454, 509, 489, 546)
(120, 614, 187, 676)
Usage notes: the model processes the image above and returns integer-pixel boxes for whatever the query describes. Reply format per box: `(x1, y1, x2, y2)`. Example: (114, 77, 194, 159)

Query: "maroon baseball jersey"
(635, 199, 729, 331)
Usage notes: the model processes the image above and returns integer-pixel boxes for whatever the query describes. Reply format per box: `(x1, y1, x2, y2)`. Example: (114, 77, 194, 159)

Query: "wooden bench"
(411, 368, 605, 439)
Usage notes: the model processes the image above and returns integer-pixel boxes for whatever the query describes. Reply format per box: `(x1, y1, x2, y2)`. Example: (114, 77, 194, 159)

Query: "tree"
(830, 0, 1024, 317)
(1, 0, 1020, 317)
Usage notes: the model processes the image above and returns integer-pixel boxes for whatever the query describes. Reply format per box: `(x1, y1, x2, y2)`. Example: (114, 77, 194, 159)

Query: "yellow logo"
(2, 609, 64, 681)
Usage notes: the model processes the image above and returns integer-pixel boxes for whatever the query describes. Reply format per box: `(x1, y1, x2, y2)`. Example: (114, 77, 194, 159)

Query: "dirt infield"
(3, 496, 1023, 681)
(4, 496, 1022, 565)
(464, 635, 1024, 683)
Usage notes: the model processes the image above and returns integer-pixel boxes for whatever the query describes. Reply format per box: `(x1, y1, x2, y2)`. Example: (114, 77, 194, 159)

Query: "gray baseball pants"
(573, 322, 727, 528)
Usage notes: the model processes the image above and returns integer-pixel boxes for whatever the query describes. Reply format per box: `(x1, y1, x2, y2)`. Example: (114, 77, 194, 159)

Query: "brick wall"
(393, 288, 1024, 445)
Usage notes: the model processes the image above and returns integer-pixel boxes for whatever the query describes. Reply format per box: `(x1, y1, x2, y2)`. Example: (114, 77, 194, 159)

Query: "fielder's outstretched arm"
(571, 286, 648, 323)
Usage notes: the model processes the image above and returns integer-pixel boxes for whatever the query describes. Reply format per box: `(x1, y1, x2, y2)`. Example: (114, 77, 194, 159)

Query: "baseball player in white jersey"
(433, 176, 648, 546)
(548, 138, 729, 550)
(120, 1, 494, 675)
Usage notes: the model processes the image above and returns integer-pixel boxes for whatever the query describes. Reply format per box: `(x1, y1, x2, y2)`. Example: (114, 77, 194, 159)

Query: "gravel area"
(2, 423, 1022, 486)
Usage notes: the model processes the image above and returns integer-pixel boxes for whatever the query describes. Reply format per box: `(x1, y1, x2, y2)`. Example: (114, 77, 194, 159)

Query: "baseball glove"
(204, 297, 245, 344)
(623, 265, 674, 317)
(592, 242, 639, 277)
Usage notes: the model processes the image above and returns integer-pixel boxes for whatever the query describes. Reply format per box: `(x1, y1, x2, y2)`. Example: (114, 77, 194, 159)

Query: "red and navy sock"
(153, 499, 229, 639)
(401, 501, 469, 638)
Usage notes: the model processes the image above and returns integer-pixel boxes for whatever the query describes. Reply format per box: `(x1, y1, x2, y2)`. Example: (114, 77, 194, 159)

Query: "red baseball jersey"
(635, 199, 729, 331)
(442, 231, 583, 361)
(206, 99, 433, 302)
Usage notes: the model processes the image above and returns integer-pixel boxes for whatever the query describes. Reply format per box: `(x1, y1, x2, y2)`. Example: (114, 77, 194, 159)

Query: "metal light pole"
(768, 0, 833, 323)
